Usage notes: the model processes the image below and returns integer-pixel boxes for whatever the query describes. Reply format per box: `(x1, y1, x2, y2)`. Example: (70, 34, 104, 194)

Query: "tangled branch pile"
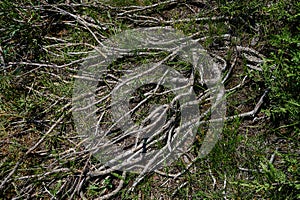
(1, 0, 298, 199)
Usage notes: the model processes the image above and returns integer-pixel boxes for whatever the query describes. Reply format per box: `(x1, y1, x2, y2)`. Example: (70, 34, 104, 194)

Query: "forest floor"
(0, 0, 299, 199)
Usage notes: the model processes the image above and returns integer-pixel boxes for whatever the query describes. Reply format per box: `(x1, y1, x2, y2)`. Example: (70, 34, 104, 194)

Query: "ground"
(0, 0, 299, 199)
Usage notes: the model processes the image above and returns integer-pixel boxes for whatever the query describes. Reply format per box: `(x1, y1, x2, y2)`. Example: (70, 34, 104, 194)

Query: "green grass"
(0, 0, 299, 199)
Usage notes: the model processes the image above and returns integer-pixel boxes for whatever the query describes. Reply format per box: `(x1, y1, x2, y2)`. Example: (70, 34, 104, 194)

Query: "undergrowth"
(0, 0, 299, 199)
